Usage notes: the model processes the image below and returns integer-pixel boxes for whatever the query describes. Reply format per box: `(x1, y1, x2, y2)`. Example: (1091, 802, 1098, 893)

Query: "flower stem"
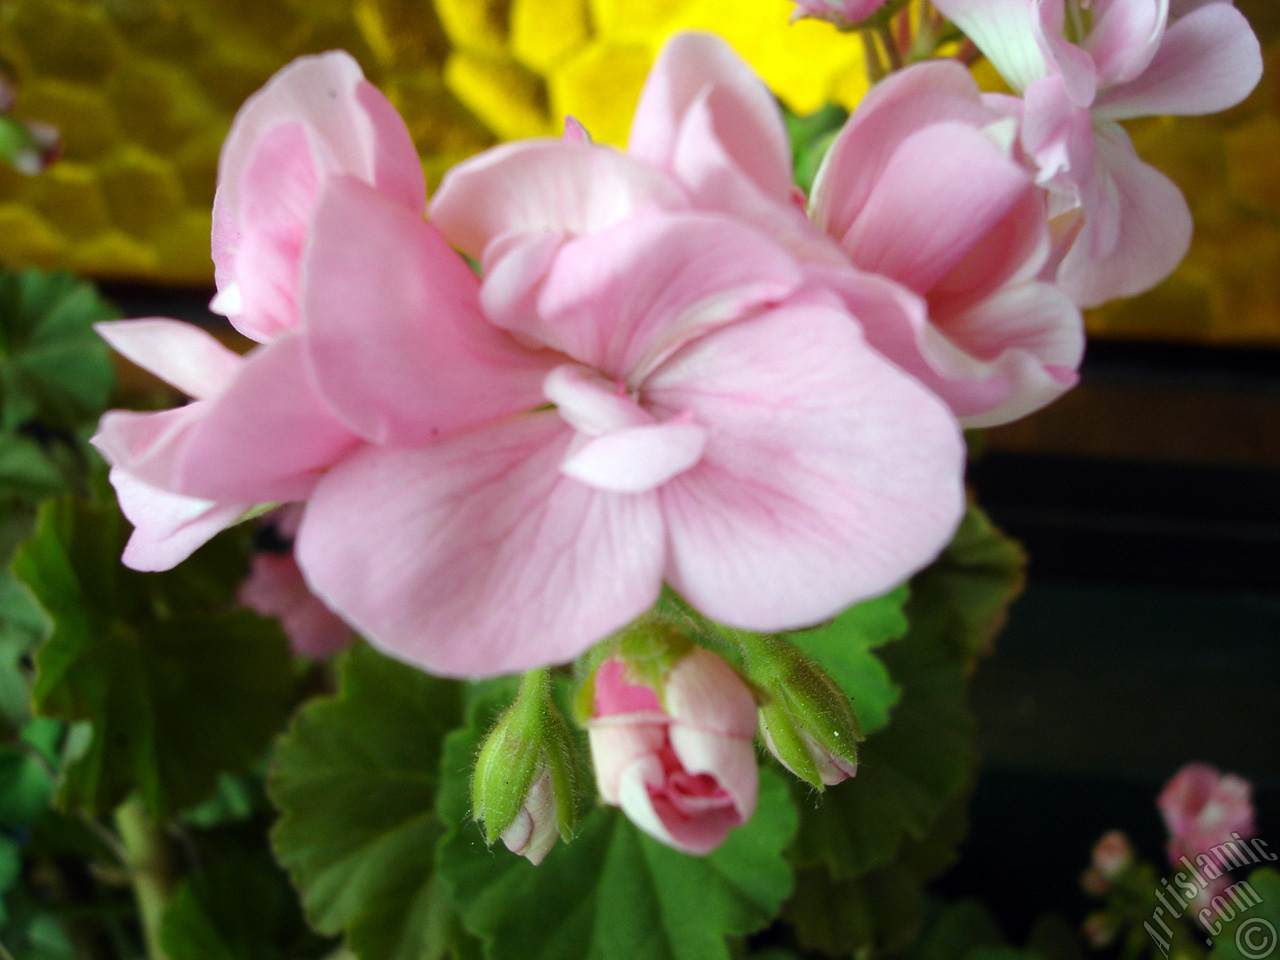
(113, 797, 176, 960)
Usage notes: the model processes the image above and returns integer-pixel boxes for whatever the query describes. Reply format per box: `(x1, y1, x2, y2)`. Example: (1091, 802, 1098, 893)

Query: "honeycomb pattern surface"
(1, 0, 1277, 344)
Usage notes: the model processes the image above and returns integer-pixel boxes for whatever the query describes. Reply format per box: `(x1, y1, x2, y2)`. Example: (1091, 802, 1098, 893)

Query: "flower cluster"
(92, 2, 1260, 857)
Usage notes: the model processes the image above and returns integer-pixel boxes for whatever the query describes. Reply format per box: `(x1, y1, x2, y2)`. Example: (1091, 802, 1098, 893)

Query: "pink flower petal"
(1094, 0, 1263, 119)
(109, 468, 249, 572)
(1082, 0, 1168, 88)
(561, 420, 708, 493)
(213, 51, 425, 340)
(630, 32, 792, 204)
(649, 301, 965, 632)
(533, 213, 803, 381)
(295, 413, 667, 678)
(837, 123, 1038, 297)
(94, 319, 243, 400)
(428, 140, 686, 261)
(1055, 123, 1191, 306)
(174, 333, 360, 503)
(588, 722, 667, 803)
(664, 649, 758, 739)
(932, 0, 1050, 91)
(1035, 0, 1101, 105)
(668, 726, 757, 821)
(239, 552, 354, 659)
(302, 177, 550, 446)
(810, 61, 996, 243)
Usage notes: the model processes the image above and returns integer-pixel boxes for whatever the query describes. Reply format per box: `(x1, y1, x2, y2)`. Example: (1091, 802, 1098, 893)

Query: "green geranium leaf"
(437, 686, 798, 960)
(1208, 869, 1280, 960)
(161, 821, 333, 960)
(904, 899, 1007, 960)
(787, 506, 1022, 882)
(0, 267, 117, 436)
(0, 434, 66, 502)
(913, 504, 1026, 666)
(13, 493, 293, 818)
(268, 642, 466, 960)
(783, 863, 926, 957)
(784, 585, 907, 735)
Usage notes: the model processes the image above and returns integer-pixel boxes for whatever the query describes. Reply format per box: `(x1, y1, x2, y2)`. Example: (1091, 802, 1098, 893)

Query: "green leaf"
(161, 821, 333, 960)
(0, 434, 66, 502)
(784, 585, 908, 736)
(0, 268, 117, 435)
(786, 506, 1021, 882)
(783, 863, 926, 957)
(14, 494, 294, 818)
(1207, 869, 1280, 960)
(437, 689, 798, 960)
(268, 642, 465, 960)
(904, 899, 1007, 960)
(911, 505, 1026, 666)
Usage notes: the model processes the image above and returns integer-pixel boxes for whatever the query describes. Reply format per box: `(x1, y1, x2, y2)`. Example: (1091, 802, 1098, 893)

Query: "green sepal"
(471, 669, 578, 846)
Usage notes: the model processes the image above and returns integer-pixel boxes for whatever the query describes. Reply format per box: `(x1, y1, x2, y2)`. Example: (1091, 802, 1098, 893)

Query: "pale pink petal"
(648, 303, 965, 631)
(616, 753, 740, 855)
(669, 89, 842, 265)
(593, 658, 664, 717)
(542, 364, 654, 436)
(588, 723, 667, 803)
(810, 61, 996, 241)
(533, 213, 802, 381)
(110, 468, 249, 572)
(302, 177, 550, 446)
(478, 231, 566, 333)
(91, 405, 205, 492)
(239, 552, 354, 659)
(932, 0, 1050, 91)
(561, 420, 707, 493)
(295, 413, 667, 678)
(215, 51, 424, 222)
(630, 32, 792, 202)
(1094, 0, 1263, 119)
(219, 121, 318, 340)
(836, 123, 1038, 297)
(668, 727, 758, 821)
(1082, 0, 1169, 87)
(428, 140, 686, 260)
(173, 333, 359, 503)
(664, 649, 758, 739)
(927, 282, 1084, 426)
(213, 51, 425, 340)
(1034, 0, 1100, 105)
(1055, 123, 1191, 306)
(94, 319, 243, 400)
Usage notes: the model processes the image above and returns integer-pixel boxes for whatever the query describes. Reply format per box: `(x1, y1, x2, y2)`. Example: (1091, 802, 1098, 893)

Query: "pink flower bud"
(1157, 763, 1255, 868)
(588, 650, 758, 855)
(499, 769, 561, 866)
(239, 552, 355, 659)
(789, 0, 888, 29)
(1091, 829, 1133, 881)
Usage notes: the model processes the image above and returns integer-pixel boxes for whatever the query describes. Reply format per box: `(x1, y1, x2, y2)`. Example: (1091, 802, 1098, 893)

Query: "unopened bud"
(741, 633, 861, 790)
(1091, 829, 1133, 881)
(1082, 911, 1119, 948)
(471, 670, 576, 865)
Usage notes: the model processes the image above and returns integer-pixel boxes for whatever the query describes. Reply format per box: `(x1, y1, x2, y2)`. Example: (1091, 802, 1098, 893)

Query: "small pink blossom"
(239, 551, 355, 660)
(933, 0, 1263, 306)
(789, 0, 889, 28)
(1157, 762, 1255, 867)
(588, 652, 758, 854)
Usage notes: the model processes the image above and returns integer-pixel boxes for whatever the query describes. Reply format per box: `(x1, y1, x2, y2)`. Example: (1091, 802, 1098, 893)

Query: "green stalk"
(113, 798, 176, 960)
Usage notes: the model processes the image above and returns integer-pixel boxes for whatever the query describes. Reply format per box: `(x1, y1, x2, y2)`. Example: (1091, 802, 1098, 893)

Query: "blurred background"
(0, 0, 1276, 936)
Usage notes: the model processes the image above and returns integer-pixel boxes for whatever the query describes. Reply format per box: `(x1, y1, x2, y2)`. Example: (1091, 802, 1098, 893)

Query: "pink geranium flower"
(789, 0, 890, 28)
(1158, 762, 1256, 867)
(588, 652, 758, 854)
(294, 178, 965, 677)
(434, 34, 1084, 428)
(932, 0, 1263, 306)
(93, 52, 463, 569)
